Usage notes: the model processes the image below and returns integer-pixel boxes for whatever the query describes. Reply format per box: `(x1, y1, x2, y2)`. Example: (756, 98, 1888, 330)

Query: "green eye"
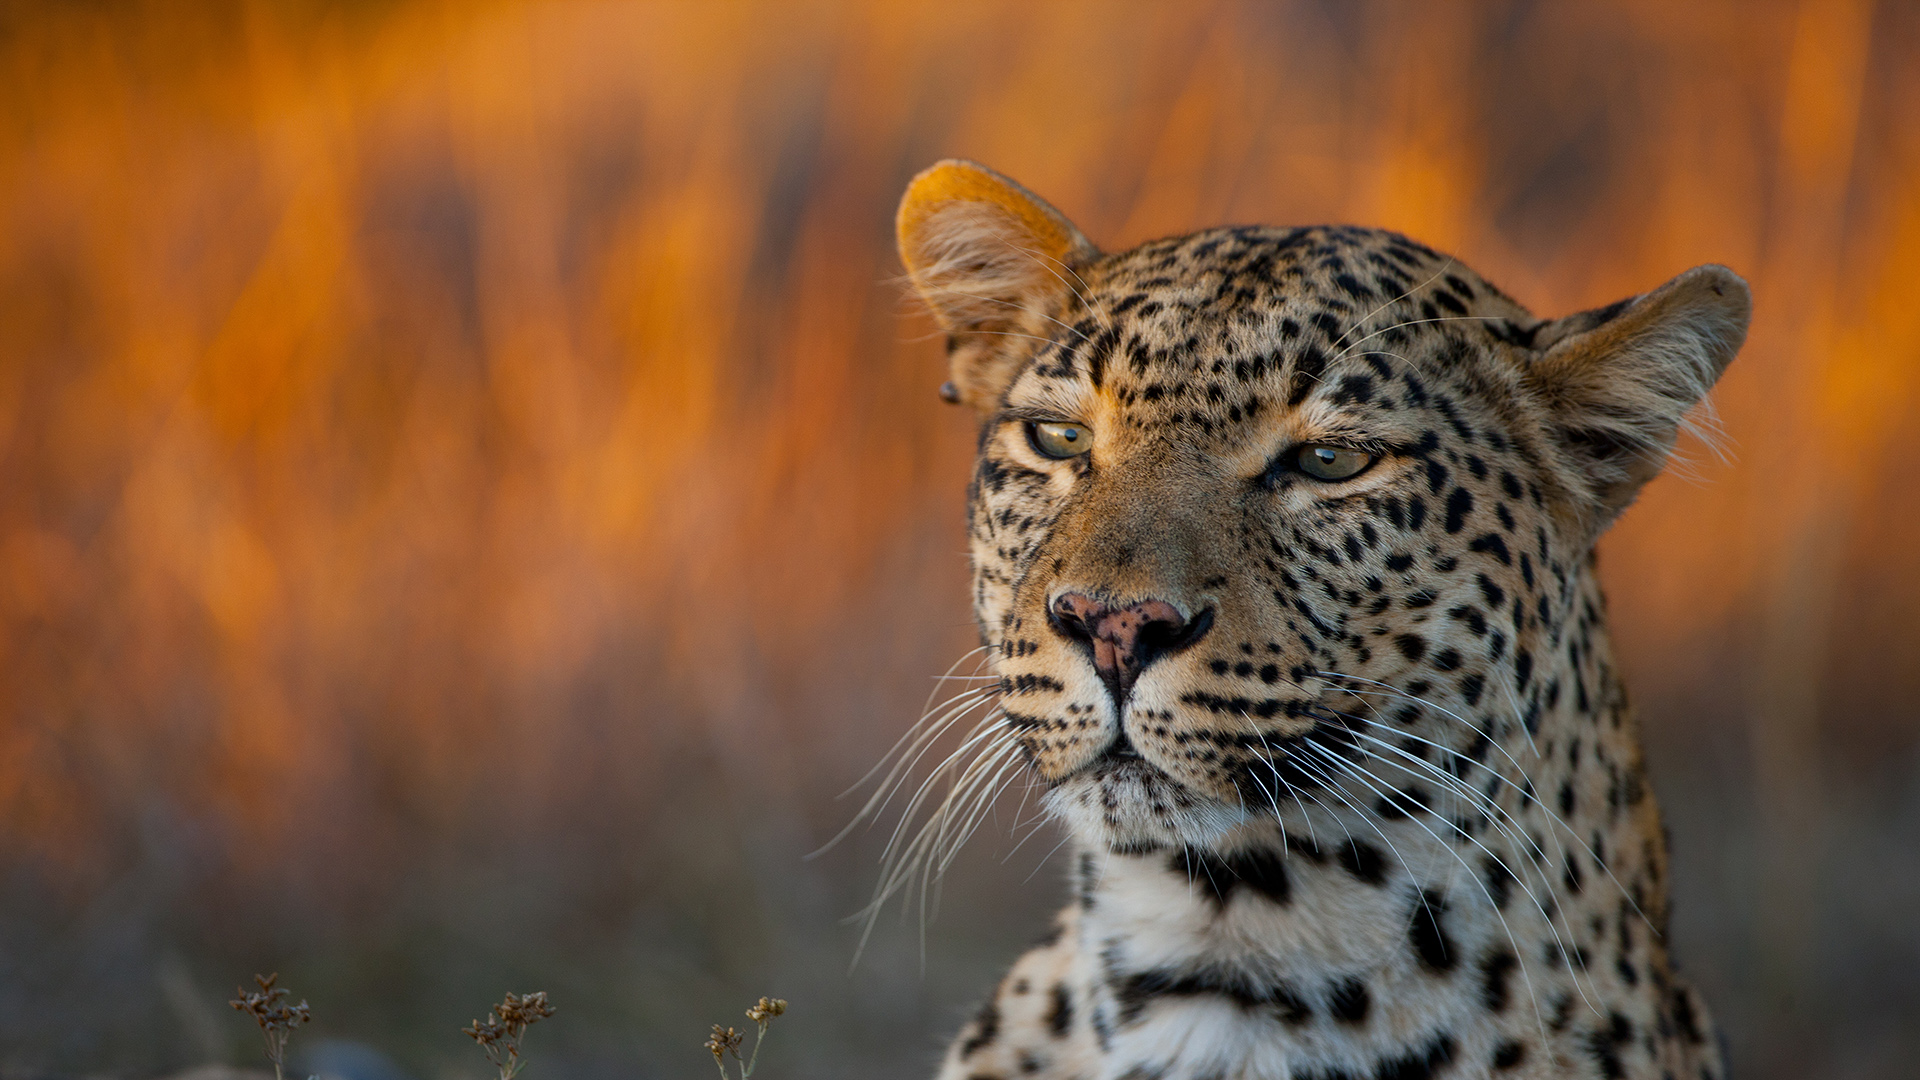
(1296, 444, 1374, 481)
(1028, 421, 1093, 459)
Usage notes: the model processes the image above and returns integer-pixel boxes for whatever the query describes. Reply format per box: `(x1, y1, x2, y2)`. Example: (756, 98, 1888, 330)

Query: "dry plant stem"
(706, 997, 785, 1080)
(230, 973, 311, 1080)
(464, 991, 554, 1080)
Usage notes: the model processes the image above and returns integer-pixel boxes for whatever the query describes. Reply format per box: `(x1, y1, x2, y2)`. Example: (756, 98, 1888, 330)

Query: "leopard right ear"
(1526, 264, 1752, 532)
(897, 160, 1099, 411)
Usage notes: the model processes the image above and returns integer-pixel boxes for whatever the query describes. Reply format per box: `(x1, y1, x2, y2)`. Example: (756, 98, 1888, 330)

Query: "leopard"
(884, 159, 1750, 1080)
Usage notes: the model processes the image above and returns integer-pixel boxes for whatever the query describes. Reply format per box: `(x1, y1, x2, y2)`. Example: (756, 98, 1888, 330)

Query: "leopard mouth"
(1075, 727, 1152, 779)
(1043, 729, 1244, 850)
(1049, 694, 1362, 807)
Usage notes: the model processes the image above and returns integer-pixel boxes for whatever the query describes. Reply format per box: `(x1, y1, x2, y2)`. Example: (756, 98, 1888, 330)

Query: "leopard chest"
(1068, 828, 1527, 1080)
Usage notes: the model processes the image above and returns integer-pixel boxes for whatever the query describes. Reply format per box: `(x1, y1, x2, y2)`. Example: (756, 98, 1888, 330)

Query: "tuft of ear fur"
(897, 160, 1099, 411)
(1527, 264, 1752, 530)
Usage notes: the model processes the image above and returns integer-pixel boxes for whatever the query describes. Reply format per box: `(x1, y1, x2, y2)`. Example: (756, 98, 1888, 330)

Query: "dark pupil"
(1062, 428, 1079, 442)
(1314, 448, 1337, 465)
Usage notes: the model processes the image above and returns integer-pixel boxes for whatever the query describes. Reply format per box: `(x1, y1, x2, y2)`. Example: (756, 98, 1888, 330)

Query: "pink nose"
(1049, 593, 1211, 700)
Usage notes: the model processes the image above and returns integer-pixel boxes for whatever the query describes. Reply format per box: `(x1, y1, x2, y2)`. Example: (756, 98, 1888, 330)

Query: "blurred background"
(2, 1, 1916, 1078)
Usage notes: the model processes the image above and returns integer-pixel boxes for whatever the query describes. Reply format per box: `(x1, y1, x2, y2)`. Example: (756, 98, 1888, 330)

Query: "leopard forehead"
(1009, 224, 1539, 423)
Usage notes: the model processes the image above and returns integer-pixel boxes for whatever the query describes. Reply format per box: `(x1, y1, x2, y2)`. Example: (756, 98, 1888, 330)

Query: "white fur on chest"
(1071, 825, 1513, 1080)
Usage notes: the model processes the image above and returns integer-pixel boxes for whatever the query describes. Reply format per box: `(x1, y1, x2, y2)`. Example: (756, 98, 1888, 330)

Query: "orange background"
(1, 3, 1916, 1078)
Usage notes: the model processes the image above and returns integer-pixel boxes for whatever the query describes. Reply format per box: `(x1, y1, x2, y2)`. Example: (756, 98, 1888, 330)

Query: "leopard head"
(897, 160, 1749, 852)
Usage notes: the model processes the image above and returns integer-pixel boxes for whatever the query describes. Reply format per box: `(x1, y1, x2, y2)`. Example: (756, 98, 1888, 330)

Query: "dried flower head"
(705, 996, 787, 1080)
(230, 973, 311, 1080)
(745, 998, 787, 1024)
(705, 1024, 744, 1062)
(464, 990, 555, 1080)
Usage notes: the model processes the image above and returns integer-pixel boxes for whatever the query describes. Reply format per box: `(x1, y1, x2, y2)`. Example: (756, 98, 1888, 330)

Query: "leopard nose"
(1049, 592, 1214, 702)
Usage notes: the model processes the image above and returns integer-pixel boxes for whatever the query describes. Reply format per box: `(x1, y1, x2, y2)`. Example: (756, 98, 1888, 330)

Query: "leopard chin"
(1041, 749, 1250, 852)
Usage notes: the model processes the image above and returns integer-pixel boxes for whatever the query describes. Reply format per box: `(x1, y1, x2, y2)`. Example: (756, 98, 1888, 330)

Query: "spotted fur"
(892, 161, 1748, 1080)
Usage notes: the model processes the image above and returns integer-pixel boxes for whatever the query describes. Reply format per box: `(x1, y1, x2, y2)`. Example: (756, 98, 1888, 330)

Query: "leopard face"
(898, 161, 1748, 856)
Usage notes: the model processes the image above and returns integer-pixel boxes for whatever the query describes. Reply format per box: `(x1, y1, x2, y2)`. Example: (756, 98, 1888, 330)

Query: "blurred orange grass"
(0, 0, 1915, 953)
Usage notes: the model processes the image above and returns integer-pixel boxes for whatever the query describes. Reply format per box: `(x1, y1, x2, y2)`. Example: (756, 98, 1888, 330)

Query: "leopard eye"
(1028, 421, 1093, 459)
(1296, 444, 1374, 481)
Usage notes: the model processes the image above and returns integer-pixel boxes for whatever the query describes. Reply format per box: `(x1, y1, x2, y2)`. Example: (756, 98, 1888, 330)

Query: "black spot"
(1449, 604, 1487, 636)
(1386, 553, 1414, 573)
(1431, 648, 1462, 672)
(1337, 840, 1387, 885)
(1470, 533, 1512, 565)
(1584, 1011, 1634, 1079)
(1334, 273, 1375, 302)
(1444, 487, 1473, 533)
(1171, 846, 1292, 908)
(961, 997, 1000, 1057)
(1333, 374, 1375, 405)
(1328, 978, 1371, 1023)
(1476, 573, 1505, 608)
(1616, 955, 1639, 987)
(1459, 673, 1485, 706)
(1671, 988, 1705, 1044)
(1492, 1040, 1526, 1070)
(1288, 346, 1328, 405)
(1410, 890, 1456, 972)
(1285, 832, 1325, 862)
(1114, 965, 1310, 1026)
(1091, 1003, 1112, 1050)
(1046, 983, 1074, 1037)
(1480, 950, 1517, 1012)
(1374, 1035, 1456, 1080)
(1394, 634, 1428, 662)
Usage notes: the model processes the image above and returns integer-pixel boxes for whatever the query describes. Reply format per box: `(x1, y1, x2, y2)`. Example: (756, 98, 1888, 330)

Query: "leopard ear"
(1527, 264, 1752, 529)
(897, 160, 1099, 411)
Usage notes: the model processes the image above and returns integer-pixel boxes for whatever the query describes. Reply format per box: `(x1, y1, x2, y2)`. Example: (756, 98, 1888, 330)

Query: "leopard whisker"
(857, 729, 1022, 961)
(917, 741, 1027, 931)
(1019, 828, 1078, 886)
(878, 711, 1014, 869)
(994, 240, 1111, 338)
(817, 684, 1000, 858)
(934, 744, 1030, 876)
(952, 290, 1095, 347)
(1331, 313, 1513, 365)
(1317, 671, 1655, 934)
(1322, 733, 1609, 1015)
(1330, 258, 1458, 353)
(841, 646, 996, 803)
(1327, 683, 1625, 939)
(1304, 740, 1598, 1027)
(1277, 744, 1428, 895)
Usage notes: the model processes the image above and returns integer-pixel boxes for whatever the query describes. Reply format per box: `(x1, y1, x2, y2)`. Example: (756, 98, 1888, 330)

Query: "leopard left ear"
(1526, 264, 1752, 529)
(897, 160, 1100, 412)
